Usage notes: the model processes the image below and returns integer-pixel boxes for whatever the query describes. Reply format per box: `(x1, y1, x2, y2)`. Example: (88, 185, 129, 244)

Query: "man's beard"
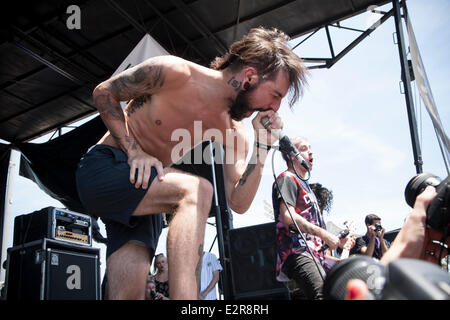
(228, 83, 257, 121)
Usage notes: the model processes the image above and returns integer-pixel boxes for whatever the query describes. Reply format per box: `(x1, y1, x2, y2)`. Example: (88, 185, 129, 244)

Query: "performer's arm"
(223, 111, 281, 213)
(92, 55, 189, 187)
(279, 201, 343, 250)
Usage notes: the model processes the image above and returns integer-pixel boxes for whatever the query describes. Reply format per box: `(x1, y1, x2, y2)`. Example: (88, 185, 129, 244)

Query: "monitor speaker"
(228, 222, 289, 299)
(5, 238, 101, 300)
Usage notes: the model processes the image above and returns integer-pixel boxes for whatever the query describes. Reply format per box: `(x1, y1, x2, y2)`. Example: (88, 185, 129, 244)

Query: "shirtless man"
(76, 27, 307, 299)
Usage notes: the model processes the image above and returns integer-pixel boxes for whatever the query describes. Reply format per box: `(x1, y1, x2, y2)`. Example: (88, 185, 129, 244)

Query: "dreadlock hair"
(210, 26, 308, 107)
(310, 183, 334, 214)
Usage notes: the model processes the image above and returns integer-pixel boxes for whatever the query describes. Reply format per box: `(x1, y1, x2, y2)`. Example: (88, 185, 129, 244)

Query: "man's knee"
(198, 176, 213, 205)
(179, 176, 213, 209)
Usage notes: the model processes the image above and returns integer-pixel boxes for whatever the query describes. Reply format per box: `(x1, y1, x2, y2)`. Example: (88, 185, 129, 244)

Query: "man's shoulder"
(147, 55, 192, 80)
(350, 236, 367, 254)
(356, 235, 368, 244)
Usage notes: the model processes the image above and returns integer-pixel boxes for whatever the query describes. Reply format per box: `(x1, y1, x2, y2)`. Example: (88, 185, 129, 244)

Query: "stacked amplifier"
(5, 207, 101, 300)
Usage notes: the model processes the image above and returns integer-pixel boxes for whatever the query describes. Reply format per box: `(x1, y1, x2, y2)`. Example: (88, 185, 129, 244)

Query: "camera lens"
(323, 255, 386, 300)
(404, 173, 441, 208)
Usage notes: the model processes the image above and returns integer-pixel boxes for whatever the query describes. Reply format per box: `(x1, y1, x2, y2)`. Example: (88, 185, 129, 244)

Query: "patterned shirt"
(272, 171, 327, 280)
(155, 279, 169, 299)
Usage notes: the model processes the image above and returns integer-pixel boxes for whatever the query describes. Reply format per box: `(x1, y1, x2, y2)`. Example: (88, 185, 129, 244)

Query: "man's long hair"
(210, 27, 308, 107)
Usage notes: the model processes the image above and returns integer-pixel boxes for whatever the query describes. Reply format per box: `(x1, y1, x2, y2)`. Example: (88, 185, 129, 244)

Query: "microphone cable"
(288, 154, 311, 182)
(271, 149, 325, 282)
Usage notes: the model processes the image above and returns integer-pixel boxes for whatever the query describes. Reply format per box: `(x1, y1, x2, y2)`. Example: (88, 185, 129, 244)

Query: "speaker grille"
(228, 222, 287, 297)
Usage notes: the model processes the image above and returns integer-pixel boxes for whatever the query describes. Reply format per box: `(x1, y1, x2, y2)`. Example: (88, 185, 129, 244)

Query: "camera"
(374, 223, 382, 232)
(323, 255, 450, 300)
(404, 173, 450, 231)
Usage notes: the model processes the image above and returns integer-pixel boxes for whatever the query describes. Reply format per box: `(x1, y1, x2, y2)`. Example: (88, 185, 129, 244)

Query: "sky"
(1, 0, 449, 281)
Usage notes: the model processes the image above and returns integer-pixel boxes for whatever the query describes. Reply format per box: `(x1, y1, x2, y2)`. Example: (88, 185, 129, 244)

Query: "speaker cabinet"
(5, 238, 100, 300)
(228, 222, 289, 299)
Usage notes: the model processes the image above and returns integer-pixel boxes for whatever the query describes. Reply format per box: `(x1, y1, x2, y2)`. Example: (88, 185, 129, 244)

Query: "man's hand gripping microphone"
(260, 116, 310, 171)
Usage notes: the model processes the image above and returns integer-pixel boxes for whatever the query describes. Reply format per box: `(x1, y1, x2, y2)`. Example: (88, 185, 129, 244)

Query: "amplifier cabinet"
(228, 222, 290, 300)
(5, 238, 101, 300)
(14, 206, 92, 247)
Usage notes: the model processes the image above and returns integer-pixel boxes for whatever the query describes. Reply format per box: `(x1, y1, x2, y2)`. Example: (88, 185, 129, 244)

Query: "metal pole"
(207, 141, 233, 299)
(392, 0, 423, 173)
(1, 149, 20, 285)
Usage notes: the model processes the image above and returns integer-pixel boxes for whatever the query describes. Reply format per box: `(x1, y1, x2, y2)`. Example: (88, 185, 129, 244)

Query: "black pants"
(282, 253, 326, 300)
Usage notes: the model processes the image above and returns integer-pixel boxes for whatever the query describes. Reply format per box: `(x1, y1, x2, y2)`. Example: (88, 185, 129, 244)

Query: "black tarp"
(0, 143, 12, 264)
(17, 116, 106, 213)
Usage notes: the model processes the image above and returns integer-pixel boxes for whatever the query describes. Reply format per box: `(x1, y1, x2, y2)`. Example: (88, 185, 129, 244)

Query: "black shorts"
(76, 144, 163, 258)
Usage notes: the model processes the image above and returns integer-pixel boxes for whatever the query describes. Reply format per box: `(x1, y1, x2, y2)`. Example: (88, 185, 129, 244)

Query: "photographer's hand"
(378, 226, 385, 239)
(346, 186, 447, 300)
(367, 226, 377, 239)
(380, 186, 442, 265)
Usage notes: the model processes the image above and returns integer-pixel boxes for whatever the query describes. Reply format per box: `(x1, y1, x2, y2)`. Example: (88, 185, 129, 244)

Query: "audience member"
(350, 214, 390, 259)
(199, 251, 223, 300)
(150, 253, 170, 300)
(145, 279, 165, 300)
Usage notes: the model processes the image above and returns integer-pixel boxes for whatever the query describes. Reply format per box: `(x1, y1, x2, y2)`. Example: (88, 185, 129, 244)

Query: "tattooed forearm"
(109, 131, 138, 154)
(238, 153, 260, 186)
(238, 163, 256, 186)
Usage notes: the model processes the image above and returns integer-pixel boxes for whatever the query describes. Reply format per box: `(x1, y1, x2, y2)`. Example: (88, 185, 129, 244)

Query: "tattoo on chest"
(126, 94, 151, 115)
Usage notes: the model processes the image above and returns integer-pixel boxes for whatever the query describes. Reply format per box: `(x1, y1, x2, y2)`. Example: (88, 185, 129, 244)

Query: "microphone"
(260, 116, 310, 171)
(318, 229, 349, 252)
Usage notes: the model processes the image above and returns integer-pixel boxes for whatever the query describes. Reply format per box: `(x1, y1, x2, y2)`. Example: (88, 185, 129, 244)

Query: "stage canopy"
(1, 0, 391, 144)
(0, 0, 406, 229)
